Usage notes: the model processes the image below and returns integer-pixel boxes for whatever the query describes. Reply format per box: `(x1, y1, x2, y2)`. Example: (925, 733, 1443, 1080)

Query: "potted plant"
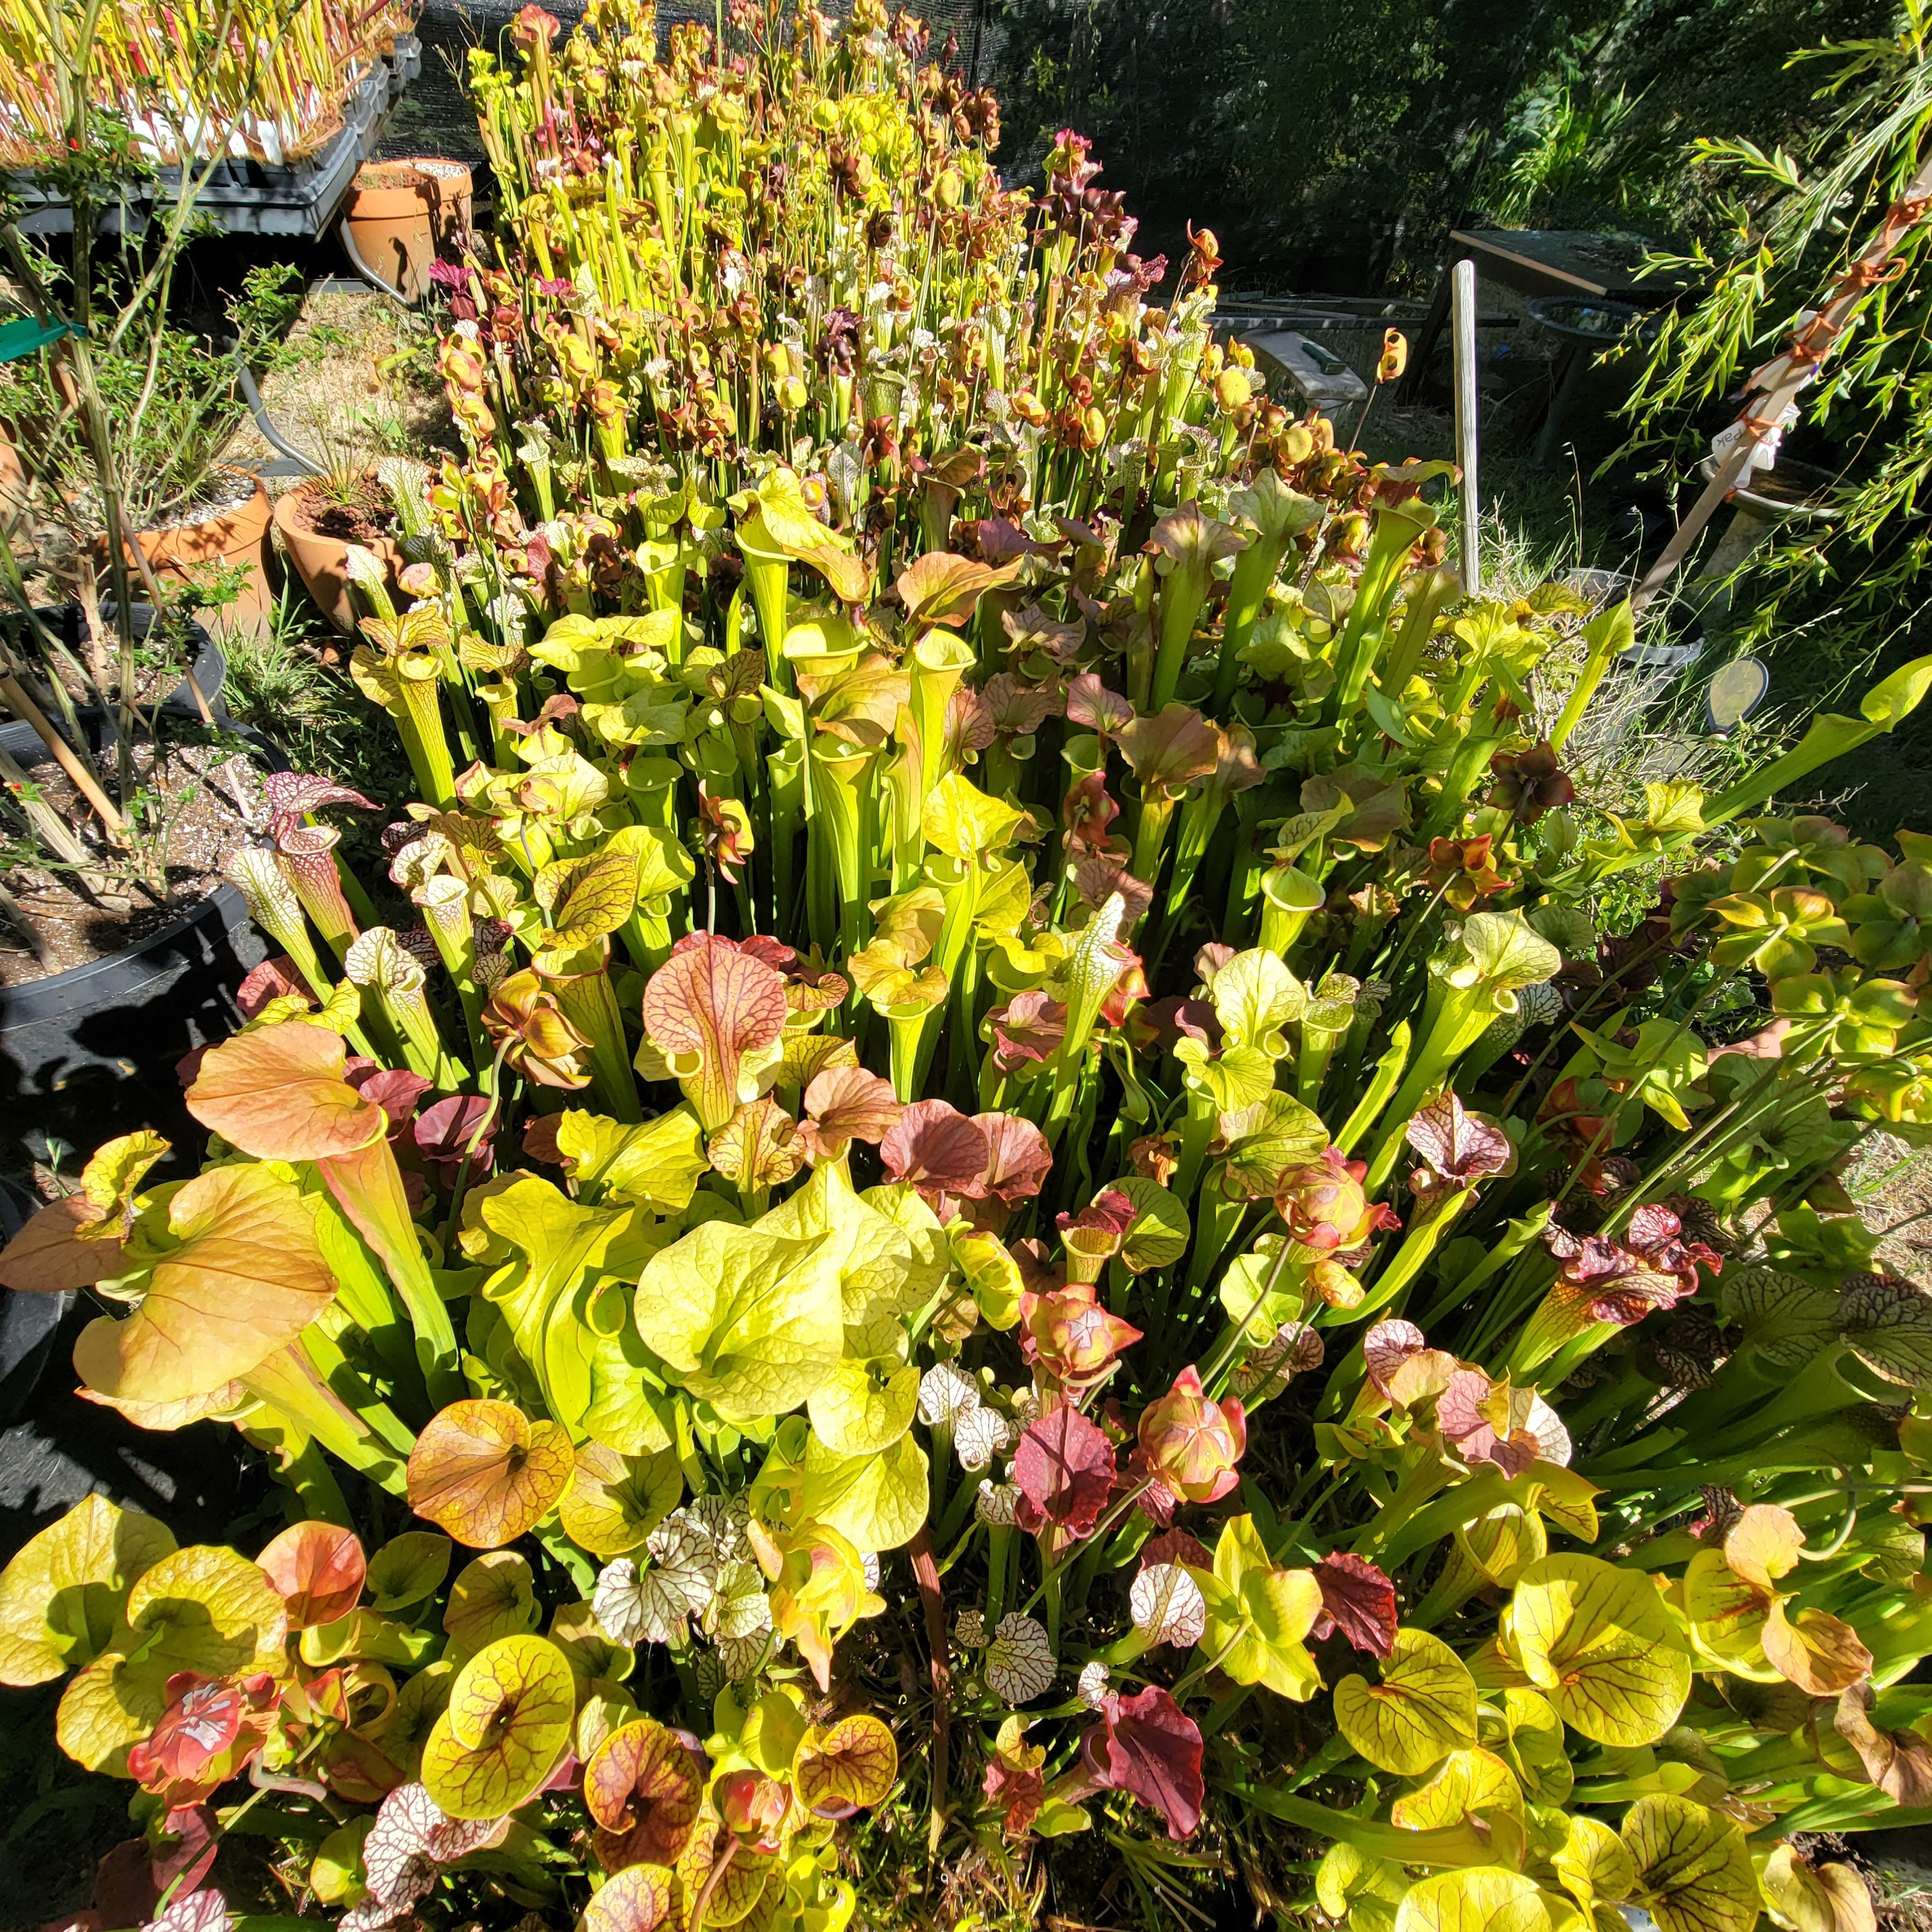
(0, 0, 320, 1137)
(271, 432, 413, 633)
(0, 263, 306, 635)
(341, 156, 475, 299)
(0, 0, 424, 175)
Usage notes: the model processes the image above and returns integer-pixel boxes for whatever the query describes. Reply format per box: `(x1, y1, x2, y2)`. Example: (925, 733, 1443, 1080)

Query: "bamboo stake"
(0, 667, 129, 836)
(1452, 258, 1481, 599)
(1630, 148, 1932, 620)
(0, 876, 52, 964)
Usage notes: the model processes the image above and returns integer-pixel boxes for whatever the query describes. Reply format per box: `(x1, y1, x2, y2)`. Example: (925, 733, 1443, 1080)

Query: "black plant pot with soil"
(0, 714, 287, 1171)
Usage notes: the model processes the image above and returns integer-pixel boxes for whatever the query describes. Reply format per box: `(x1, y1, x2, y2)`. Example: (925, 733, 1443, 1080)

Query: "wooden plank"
(1449, 230, 1608, 298)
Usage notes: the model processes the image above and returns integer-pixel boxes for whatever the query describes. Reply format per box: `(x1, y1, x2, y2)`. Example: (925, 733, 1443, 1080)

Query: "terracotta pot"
(272, 478, 402, 635)
(0, 424, 25, 520)
(342, 158, 473, 301)
(128, 469, 276, 633)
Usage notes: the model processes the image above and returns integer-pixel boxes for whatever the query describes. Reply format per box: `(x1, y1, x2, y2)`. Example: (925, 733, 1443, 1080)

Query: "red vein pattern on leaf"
(989, 991, 1068, 1073)
(1404, 1094, 1512, 1197)
(797, 1064, 903, 1162)
(1057, 1188, 1135, 1244)
(148, 1889, 232, 1932)
(1312, 1552, 1399, 1657)
(642, 934, 789, 1129)
(982, 1749, 1045, 1836)
(880, 1099, 991, 1200)
(1083, 1686, 1204, 1840)
(1065, 673, 1135, 741)
(262, 770, 379, 842)
(1362, 1319, 1427, 1396)
(974, 1111, 1054, 1203)
(1543, 1203, 1721, 1326)
(343, 1782, 510, 1931)
(1012, 1402, 1118, 1538)
(257, 1520, 367, 1629)
(1435, 1368, 1543, 1476)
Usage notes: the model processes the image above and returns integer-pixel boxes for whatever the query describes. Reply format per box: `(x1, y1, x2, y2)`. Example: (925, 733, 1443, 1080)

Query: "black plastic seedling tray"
(8, 36, 420, 238)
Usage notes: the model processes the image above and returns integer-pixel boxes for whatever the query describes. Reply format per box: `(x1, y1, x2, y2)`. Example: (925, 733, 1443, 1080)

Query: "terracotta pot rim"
(138, 466, 270, 542)
(271, 478, 402, 551)
(273, 482, 402, 635)
(348, 158, 471, 210)
(346, 193, 440, 223)
(379, 156, 471, 183)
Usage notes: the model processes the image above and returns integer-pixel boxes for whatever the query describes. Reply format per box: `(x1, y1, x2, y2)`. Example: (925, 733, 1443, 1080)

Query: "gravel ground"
(222, 287, 454, 479)
(1851, 1131, 1932, 1281)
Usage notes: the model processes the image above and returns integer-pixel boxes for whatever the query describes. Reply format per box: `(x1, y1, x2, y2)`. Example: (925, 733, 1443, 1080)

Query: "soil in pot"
(140, 464, 256, 528)
(282, 471, 398, 546)
(387, 155, 474, 231)
(24, 604, 220, 711)
(110, 629, 214, 710)
(272, 471, 403, 633)
(344, 158, 472, 300)
(0, 728, 266, 987)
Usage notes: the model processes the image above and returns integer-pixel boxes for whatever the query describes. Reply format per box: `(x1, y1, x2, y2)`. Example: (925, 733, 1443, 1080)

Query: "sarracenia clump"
(8, 6, 1932, 1929)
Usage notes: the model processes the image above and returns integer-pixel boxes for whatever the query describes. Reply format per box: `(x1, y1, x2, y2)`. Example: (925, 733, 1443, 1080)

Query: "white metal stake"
(1452, 257, 1481, 599)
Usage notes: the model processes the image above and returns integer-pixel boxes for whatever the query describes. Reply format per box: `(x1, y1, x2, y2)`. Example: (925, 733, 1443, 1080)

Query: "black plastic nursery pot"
(0, 715, 283, 1174)
(0, 1151, 266, 1909)
(389, 29, 424, 90)
(0, 714, 285, 1623)
(20, 602, 229, 722)
(140, 605, 229, 719)
(0, 1228, 269, 1553)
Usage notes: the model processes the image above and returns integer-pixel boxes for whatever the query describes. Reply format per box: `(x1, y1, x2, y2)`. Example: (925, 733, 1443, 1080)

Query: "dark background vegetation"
(986, 0, 1932, 839)
(987, 0, 1899, 286)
